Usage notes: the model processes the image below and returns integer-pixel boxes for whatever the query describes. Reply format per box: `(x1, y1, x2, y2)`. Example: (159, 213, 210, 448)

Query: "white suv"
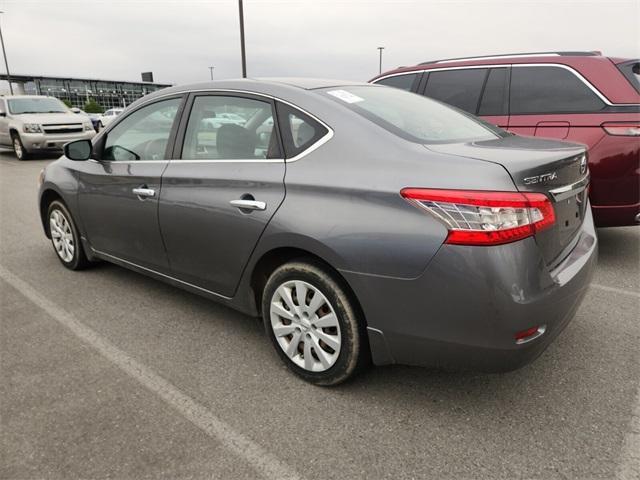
(0, 95, 95, 160)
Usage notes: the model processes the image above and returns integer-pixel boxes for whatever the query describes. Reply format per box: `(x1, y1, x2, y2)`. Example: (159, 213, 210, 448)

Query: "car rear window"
(617, 60, 640, 94)
(322, 85, 502, 144)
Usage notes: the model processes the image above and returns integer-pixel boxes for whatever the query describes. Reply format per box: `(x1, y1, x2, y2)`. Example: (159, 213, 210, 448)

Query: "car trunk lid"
(425, 135, 589, 267)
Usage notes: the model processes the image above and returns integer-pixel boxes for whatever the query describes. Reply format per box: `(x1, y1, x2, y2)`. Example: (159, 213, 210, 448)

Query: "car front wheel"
(47, 200, 91, 270)
(11, 133, 30, 161)
(262, 260, 369, 385)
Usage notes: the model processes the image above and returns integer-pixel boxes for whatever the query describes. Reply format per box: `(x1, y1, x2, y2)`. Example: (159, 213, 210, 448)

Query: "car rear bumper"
(342, 204, 598, 372)
(21, 130, 95, 153)
(592, 202, 640, 227)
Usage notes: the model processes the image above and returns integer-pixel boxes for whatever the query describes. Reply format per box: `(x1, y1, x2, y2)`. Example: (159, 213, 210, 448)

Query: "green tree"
(60, 99, 73, 108)
(84, 99, 104, 114)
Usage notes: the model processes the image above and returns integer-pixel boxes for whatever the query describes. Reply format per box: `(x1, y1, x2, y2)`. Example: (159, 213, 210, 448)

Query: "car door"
(476, 67, 510, 129)
(158, 92, 286, 297)
(0, 99, 9, 146)
(75, 96, 184, 271)
(418, 67, 510, 129)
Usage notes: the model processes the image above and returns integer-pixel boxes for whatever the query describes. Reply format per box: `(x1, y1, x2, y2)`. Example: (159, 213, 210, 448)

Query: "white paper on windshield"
(326, 90, 364, 104)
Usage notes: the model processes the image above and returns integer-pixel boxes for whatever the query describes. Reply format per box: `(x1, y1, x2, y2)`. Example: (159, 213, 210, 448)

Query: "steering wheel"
(142, 138, 168, 160)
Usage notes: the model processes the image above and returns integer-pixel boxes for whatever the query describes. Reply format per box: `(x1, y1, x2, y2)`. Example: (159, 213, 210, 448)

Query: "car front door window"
(102, 98, 181, 161)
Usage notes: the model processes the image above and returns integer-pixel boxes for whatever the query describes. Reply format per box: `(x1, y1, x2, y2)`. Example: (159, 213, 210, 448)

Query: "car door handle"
(132, 187, 156, 198)
(229, 199, 266, 211)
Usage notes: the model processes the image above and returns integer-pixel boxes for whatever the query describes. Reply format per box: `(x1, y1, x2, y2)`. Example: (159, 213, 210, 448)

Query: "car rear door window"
(102, 98, 181, 161)
(510, 66, 605, 114)
(478, 68, 508, 116)
(181, 95, 280, 160)
(276, 102, 328, 158)
(375, 73, 418, 91)
(423, 68, 487, 114)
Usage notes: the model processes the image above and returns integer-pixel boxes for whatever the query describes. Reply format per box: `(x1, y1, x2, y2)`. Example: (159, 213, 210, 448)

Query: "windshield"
(8, 97, 68, 114)
(322, 86, 503, 144)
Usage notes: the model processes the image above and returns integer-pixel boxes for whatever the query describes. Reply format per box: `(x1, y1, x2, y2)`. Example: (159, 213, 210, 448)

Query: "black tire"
(47, 200, 91, 270)
(262, 260, 369, 386)
(11, 132, 30, 161)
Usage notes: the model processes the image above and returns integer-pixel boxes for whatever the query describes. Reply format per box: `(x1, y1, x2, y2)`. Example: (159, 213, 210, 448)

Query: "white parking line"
(616, 381, 640, 480)
(591, 283, 640, 299)
(0, 266, 302, 480)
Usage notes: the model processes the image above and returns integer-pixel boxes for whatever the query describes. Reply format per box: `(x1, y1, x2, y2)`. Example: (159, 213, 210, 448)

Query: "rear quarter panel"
(252, 118, 517, 280)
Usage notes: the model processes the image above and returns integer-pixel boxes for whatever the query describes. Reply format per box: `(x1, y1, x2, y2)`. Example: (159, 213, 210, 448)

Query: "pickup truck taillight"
(401, 188, 555, 246)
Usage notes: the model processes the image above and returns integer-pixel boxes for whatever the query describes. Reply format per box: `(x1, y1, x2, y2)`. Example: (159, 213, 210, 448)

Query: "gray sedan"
(38, 78, 597, 385)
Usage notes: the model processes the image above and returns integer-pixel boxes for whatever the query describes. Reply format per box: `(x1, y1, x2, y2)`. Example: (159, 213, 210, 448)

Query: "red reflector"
(400, 188, 555, 246)
(515, 326, 539, 341)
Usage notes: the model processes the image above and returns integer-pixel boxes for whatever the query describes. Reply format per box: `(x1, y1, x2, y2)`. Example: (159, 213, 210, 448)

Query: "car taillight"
(400, 188, 555, 246)
(602, 122, 640, 136)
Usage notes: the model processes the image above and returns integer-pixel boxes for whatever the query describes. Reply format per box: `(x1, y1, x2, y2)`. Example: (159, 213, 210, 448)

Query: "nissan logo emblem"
(579, 155, 587, 175)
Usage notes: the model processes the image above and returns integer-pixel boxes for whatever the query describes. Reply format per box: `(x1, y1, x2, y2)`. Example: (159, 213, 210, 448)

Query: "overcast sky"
(1, 0, 638, 89)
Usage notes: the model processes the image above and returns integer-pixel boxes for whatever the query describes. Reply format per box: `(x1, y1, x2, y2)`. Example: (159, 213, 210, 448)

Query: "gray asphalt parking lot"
(0, 150, 638, 480)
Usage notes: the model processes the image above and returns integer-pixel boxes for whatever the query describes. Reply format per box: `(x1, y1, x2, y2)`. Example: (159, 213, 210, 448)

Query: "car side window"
(181, 95, 280, 160)
(102, 98, 181, 161)
(423, 68, 487, 114)
(510, 66, 605, 114)
(375, 73, 418, 91)
(276, 102, 328, 158)
(478, 68, 508, 116)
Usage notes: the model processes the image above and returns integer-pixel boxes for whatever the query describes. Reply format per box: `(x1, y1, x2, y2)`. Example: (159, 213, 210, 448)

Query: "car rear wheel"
(47, 200, 91, 270)
(262, 260, 369, 385)
(11, 133, 30, 161)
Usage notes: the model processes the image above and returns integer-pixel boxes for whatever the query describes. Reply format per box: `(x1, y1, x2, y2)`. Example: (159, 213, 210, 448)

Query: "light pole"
(208, 66, 215, 80)
(0, 11, 13, 94)
(377, 46, 385, 75)
(238, 0, 247, 78)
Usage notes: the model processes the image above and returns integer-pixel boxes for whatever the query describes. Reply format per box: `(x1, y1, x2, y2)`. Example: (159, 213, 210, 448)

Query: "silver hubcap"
(270, 280, 341, 372)
(49, 209, 75, 263)
(13, 138, 22, 158)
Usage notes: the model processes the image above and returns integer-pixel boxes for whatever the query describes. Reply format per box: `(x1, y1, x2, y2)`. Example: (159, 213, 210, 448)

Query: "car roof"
(128, 77, 372, 111)
(372, 52, 640, 104)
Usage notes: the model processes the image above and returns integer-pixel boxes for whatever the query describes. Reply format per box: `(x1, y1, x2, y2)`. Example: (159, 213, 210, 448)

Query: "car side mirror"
(64, 139, 92, 161)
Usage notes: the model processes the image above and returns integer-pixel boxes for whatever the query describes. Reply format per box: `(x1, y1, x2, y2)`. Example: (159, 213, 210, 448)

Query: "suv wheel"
(262, 260, 369, 385)
(11, 132, 30, 161)
(47, 200, 91, 270)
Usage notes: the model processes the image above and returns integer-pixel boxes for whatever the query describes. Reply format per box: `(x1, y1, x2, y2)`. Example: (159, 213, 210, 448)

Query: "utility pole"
(377, 46, 385, 75)
(0, 11, 13, 94)
(238, 0, 247, 78)
(208, 66, 215, 80)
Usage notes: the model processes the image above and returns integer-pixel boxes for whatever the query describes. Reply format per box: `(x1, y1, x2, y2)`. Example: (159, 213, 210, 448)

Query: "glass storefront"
(19, 76, 170, 110)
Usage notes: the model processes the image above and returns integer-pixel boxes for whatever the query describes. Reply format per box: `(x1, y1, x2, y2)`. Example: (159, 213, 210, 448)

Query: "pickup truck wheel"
(11, 132, 30, 161)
